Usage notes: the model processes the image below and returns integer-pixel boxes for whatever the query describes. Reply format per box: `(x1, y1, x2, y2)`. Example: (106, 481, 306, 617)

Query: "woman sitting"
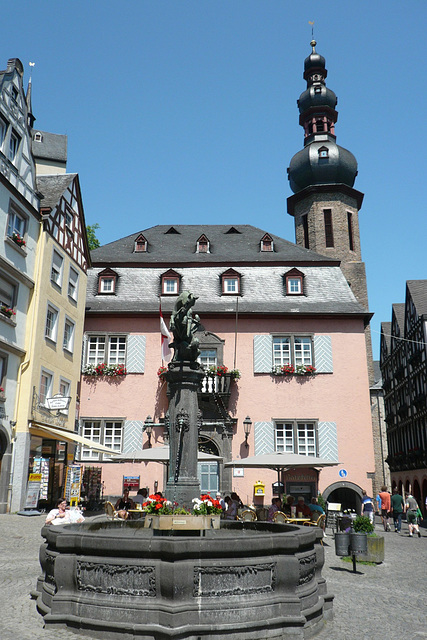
(115, 488, 134, 520)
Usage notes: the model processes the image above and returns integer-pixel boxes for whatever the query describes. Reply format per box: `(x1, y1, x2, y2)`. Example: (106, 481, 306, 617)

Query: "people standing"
(379, 485, 392, 532)
(405, 491, 421, 538)
(361, 489, 375, 524)
(390, 488, 405, 533)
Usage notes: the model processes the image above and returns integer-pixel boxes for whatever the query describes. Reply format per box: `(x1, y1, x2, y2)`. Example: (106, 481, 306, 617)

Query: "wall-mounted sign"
(45, 394, 71, 411)
(233, 468, 244, 477)
(123, 476, 140, 490)
(339, 469, 348, 478)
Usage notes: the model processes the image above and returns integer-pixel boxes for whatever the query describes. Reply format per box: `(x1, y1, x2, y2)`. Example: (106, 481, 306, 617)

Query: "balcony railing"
(199, 373, 232, 395)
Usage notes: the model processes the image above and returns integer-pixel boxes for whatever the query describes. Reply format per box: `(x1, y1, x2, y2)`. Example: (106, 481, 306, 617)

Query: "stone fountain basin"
(35, 519, 333, 640)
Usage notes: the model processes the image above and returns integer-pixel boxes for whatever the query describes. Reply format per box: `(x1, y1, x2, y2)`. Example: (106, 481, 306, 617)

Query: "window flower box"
(271, 364, 316, 377)
(0, 306, 15, 319)
(12, 233, 26, 248)
(157, 365, 168, 381)
(207, 365, 241, 380)
(83, 363, 127, 377)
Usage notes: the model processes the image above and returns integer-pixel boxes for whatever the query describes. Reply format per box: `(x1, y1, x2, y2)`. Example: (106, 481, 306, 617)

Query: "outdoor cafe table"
(286, 517, 311, 524)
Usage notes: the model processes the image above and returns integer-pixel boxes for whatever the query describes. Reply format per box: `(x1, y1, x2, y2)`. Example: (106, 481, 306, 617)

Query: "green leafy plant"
(353, 515, 374, 534)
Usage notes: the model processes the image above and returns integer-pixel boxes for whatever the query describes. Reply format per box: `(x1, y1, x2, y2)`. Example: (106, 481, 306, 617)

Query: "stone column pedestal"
(165, 361, 204, 509)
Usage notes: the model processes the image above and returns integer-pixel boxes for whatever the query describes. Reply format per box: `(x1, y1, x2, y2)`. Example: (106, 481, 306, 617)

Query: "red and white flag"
(160, 304, 172, 363)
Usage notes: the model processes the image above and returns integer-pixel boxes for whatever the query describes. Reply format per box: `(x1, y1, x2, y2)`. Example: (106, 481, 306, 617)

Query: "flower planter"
(359, 535, 384, 564)
(144, 514, 220, 530)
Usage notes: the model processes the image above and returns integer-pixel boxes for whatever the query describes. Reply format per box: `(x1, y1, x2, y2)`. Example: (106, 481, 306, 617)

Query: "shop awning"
(29, 422, 120, 456)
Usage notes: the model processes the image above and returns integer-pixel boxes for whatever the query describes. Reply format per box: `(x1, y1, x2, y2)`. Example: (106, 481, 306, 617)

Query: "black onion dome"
(297, 85, 337, 114)
(304, 51, 326, 74)
(288, 140, 358, 194)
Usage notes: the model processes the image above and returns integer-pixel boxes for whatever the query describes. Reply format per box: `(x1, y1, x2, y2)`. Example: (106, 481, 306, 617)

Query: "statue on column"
(169, 291, 201, 363)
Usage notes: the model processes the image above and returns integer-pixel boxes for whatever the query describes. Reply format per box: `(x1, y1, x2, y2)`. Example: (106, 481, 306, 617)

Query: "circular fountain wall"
(35, 519, 333, 640)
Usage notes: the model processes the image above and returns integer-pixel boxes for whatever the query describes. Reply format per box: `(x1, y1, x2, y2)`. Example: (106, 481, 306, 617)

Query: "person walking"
(361, 489, 375, 524)
(405, 491, 421, 538)
(390, 487, 404, 533)
(379, 485, 392, 532)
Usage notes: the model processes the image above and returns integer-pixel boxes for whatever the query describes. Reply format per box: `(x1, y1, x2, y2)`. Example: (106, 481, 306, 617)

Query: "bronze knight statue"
(169, 291, 201, 362)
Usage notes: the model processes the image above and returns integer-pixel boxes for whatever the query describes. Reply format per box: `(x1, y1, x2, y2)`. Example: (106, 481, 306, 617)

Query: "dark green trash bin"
(350, 532, 367, 555)
(334, 532, 350, 556)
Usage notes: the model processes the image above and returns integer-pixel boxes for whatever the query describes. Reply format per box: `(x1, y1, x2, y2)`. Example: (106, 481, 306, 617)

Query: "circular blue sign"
(339, 469, 348, 478)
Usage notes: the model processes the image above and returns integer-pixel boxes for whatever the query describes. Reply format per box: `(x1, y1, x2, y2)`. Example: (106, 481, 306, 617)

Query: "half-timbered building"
(380, 280, 427, 512)
(0, 58, 40, 513)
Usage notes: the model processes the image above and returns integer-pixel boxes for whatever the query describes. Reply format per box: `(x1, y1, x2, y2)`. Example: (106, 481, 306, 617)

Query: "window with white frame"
(273, 336, 313, 367)
(79, 420, 123, 460)
(80, 421, 102, 460)
(68, 267, 79, 301)
(63, 318, 75, 352)
(220, 269, 241, 295)
(39, 370, 53, 405)
(0, 117, 7, 147)
(0, 273, 17, 311)
(51, 250, 64, 287)
(45, 304, 59, 342)
(163, 277, 178, 294)
(59, 378, 71, 414)
(87, 335, 126, 366)
(275, 421, 317, 456)
(8, 130, 20, 161)
(99, 277, 115, 293)
(284, 269, 304, 296)
(65, 208, 74, 228)
(7, 204, 26, 239)
(97, 269, 118, 294)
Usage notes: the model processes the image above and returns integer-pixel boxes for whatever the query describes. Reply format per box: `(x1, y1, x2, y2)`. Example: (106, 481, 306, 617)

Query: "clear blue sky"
(2, 1, 427, 359)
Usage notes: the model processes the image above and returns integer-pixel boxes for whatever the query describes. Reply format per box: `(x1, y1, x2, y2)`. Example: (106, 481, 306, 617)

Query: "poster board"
(25, 473, 42, 509)
(33, 457, 49, 500)
(64, 465, 83, 503)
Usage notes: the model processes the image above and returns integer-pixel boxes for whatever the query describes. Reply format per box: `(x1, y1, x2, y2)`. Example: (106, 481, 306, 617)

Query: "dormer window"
(196, 234, 210, 253)
(98, 269, 118, 294)
(284, 268, 304, 296)
(318, 146, 329, 159)
(33, 132, 43, 142)
(134, 234, 147, 253)
(221, 268, 241, 295)
(161, 269, 181, 295)
(260, 233, 273, 252)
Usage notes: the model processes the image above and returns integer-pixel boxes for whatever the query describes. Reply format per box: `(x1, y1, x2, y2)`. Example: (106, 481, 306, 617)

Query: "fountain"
(34, 292, 334, 639)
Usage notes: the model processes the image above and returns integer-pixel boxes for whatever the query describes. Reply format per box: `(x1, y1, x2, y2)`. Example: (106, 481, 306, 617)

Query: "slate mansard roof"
(87, 225, 369, 318)
(90, 224, 339, 266)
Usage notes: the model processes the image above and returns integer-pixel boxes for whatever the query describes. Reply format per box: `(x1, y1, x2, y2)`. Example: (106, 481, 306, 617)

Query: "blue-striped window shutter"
(254, 421, 275, 455)
(318, 421, 338, 461)
(123, 420, 145, 453)
(313, 335, 333, 373)
(126, 335, 146, 373)
(253, 335, 273, 373)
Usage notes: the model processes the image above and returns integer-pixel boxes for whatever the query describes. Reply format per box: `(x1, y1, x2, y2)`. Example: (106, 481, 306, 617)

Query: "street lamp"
(144, 415, 153, 448)
(243, 416, 252, 448)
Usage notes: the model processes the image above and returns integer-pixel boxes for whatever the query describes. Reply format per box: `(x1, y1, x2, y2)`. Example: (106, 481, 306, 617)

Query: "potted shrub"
(354, 515, 384, 563)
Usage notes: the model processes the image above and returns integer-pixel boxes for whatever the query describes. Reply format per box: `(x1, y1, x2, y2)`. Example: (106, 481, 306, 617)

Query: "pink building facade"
(77, 226, 375, 512)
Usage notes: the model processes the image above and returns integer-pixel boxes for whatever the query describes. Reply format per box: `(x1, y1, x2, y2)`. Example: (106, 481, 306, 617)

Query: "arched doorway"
(322, 481, 363, 514)
(413, 479, 421, 506)
(198, 436, 220, 497)
(0, 425, 11, 514)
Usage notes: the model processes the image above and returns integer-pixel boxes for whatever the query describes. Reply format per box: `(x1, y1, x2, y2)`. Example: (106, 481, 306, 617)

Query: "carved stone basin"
(34, 519, 333, 640)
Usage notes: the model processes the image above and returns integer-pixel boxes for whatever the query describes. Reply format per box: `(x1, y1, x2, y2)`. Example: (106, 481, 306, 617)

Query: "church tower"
(287, 40, 373, 381)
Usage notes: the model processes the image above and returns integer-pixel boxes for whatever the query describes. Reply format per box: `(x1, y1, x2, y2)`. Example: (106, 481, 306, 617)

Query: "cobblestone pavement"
(0, 513, 425, 640)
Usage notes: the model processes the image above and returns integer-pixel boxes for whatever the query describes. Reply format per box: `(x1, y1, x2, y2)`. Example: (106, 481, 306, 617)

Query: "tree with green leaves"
(86, 223, 101, 250)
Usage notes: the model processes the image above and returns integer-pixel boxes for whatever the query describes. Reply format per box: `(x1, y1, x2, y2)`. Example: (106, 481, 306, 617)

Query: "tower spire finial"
(308, 21, 315, 47)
